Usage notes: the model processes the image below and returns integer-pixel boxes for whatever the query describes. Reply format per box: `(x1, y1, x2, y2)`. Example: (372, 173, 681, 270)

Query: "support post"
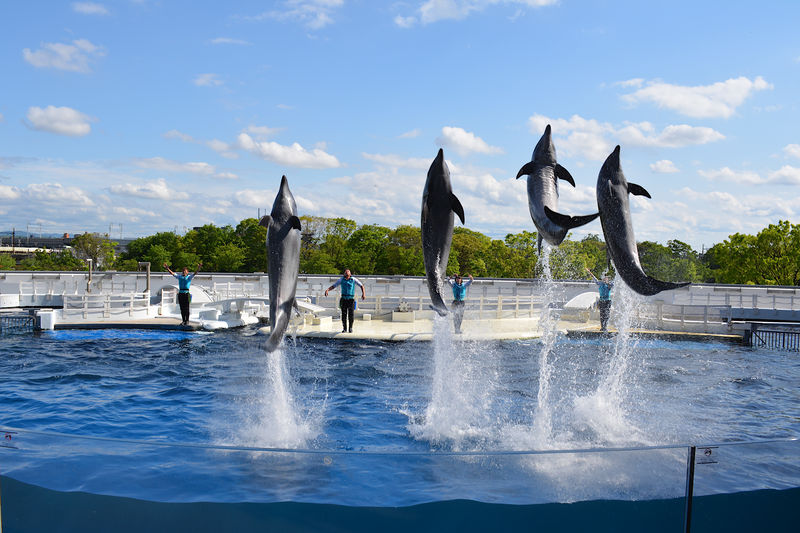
(684, 445, 696, 533)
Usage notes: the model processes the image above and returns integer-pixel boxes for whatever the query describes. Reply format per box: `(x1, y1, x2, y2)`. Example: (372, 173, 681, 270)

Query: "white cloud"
(210, 37, 251, 45)
(248, 0, 344, 30)
(22, 39, 105, 73)
(0, 185, 21, 200)
(650, 160, 679, 173)
(397, 0, 558, 27)
(528, 113, 724, 160)
(236, 133, 341, 168)
(768, 165, 800, 185)
(436, 126, 503, 157)
(133, 157, 216, 176)
(24, 183, 94, 206)
(26, 106, 94, 136)
(783, 144, 800, 159)
(698, 167, 765, 185)
(163, 130, 195, 142)
(621, 76, 773, 118)
(399, 128, 422, 139)
(72, 2, 109, 15)
(245, 125, 282, 139)
(361, 153, 432, 170)
(193, 73, 223, 87)
(109, 178, 188, 200)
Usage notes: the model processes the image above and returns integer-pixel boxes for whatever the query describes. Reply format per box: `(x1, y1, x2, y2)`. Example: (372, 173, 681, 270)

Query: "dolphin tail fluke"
(544, 206, 600, 230)
(428, 303, 449, 317)
(265, 309, 291, 352)
(450, 193, 465, 224)
(537, 233, 543, 255)
(628, 277, 691, 297)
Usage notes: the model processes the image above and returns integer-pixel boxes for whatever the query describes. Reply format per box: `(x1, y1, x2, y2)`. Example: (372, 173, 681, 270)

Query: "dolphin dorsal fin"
(450, 193, 465, 224)
(289, 215, 302, 230)
(258, 215, 272, 228)
(628, 183, 652, 198)
(555, 164, 576, 187)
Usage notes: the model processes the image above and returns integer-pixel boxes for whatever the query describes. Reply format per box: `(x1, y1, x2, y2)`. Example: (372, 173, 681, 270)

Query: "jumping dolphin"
(548, 146, 689, 296)
(259, 175, 302, 351)
(516, 124, 599, 253)
(421, 148, 464, 316)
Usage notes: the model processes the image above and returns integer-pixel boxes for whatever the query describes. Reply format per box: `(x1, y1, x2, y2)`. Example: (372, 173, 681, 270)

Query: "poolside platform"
(566, 327, 743, 344)
(53, 317, 202, 331)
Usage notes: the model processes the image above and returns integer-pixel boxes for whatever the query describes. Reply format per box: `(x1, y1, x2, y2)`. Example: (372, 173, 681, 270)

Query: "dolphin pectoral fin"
(516, 161, 536, 179)
(290, 215, 302, 230)
(555, 164, 576, 187)
(450, 193, 465, 225)
(628, 183, 652, 198)
(258, 215, 272, 228)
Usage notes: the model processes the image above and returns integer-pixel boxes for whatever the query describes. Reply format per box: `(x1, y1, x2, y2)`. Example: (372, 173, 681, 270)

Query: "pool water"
(1, 322, 799, 510)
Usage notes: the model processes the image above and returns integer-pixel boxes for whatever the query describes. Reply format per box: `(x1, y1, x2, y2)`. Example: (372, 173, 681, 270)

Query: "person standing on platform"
(586, 267, 613, 332)
(165, 262, 202, 325)
(448, 274, 473, 334)
(325, 269, 366, 333)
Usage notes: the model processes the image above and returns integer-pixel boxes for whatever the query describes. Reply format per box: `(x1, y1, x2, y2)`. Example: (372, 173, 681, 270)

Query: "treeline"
(3, 218, 799, 286)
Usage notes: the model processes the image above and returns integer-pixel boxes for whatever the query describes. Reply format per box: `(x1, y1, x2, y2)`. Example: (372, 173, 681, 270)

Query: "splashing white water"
(237, 346, 320, 449)
(409, 315, 497, 448)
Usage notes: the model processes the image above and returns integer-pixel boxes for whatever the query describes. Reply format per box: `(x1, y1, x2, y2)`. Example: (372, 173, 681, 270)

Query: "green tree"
(451, 227, 490, 276)
(236, 218, 268, 272)
(377, 225, 424, 275)
(343, 224, 391, 275)
(0, 254, 16, 270)
(212, 242, 246, 272)
(712, 221, 800, 285)
(70, 233, 117, 270)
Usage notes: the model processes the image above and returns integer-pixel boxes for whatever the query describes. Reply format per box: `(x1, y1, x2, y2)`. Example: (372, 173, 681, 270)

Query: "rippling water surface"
(1, 326, 799, 505)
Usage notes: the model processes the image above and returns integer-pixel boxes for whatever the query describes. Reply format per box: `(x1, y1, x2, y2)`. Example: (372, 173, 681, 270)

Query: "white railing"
(62, 292, 152, 320)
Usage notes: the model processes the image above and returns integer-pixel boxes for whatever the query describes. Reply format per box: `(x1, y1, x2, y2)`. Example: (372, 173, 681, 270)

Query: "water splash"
(409, 315, 496, 449)
(572, 279, 649, 445)
(237, 346, 320, 449)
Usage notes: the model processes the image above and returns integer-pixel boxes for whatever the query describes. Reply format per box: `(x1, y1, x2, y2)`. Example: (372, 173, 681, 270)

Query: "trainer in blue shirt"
(165, 262, 202, 326)
(447, 274, 473, 334)
(325, 269, 366, 333)
(586, 267, 613, 333)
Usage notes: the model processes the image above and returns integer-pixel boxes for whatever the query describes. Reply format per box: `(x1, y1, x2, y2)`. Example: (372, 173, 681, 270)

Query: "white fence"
(62, 292, 152, 320)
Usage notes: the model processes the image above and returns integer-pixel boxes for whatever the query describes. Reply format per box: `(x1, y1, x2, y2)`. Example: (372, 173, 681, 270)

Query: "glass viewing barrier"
(1, 427, 797, 532)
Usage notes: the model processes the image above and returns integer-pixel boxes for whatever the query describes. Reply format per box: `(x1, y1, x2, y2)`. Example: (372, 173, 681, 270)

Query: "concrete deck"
(53, 317, 202, 331)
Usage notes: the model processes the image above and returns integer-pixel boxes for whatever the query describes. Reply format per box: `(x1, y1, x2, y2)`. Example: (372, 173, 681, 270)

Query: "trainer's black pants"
(340, 297, 355, 331)
(599, 299, 611, 331)
(178, 291, 191, 323)
(452, 300, 465, 333)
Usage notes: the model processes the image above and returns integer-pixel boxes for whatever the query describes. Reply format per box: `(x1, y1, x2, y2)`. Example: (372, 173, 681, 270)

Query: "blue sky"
(1, 0, 798, 250)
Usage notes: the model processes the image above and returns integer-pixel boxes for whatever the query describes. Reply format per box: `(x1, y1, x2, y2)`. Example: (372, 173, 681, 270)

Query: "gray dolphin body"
(516, 124, 599, 252)
(551, 146, 689, 296)
(259, 175, 302, 351)
(421, 149, 464, 316)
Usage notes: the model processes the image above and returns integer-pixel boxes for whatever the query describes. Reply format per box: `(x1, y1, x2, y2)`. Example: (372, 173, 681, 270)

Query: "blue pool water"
(1, 323, 799, 515)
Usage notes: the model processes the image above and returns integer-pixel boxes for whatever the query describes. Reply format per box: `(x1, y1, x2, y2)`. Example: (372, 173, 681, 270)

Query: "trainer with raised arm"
(165, 262, 202, 326)
(325, 269, 366, 333)
(586, 267, 613, 333)
(447, 274, 473, 334)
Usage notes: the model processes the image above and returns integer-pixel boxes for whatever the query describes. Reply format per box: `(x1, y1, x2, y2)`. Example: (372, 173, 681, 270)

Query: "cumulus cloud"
(133, 157, 237, 179)
(193, 73, 223, 87)
(244, 125, 282, 139)
(26, 105, 94, 136)
(362, 153, 432, 170)
(396, 0, 558, 27)
(109, 178, 188, 200)
(768, 165, 800, 185)
(24, 183, 94, 206)
(783, 144, 800, 159)
(246, 0, 344, 30)
(23, 39, 105, 73)
(620, 76, 773, 119)
(650, 160, 679, 173)
(163, 129, 195, 143)
(236, 133, 341, 168)
(698, 167, 765, 185)
(436, 126, 503, 157)
(72, 2, 109, 15)
(528, 113, 725, 160)
(0, 185, 21, 200)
